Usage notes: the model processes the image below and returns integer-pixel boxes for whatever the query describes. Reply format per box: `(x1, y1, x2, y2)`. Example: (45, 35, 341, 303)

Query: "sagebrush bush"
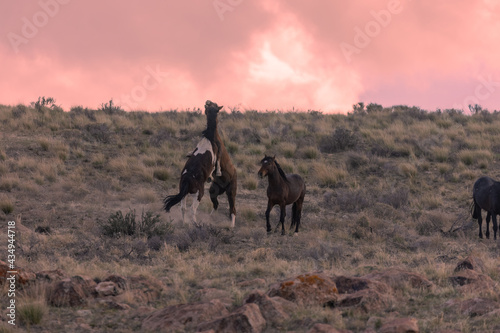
(0, 324, 16, 333)
(18, 302, 46, 326)
(86, 123, 112, 143)
(173, 223, 234, 252)
(100, 209, 173, 238)
(319, 127, 359, 153)
(0, 198, 14, 214)
(153, 169, 170, 181)
(327, 188, 372, 213)
(346, 152, 369, 170)
(378, 187, 409, 209)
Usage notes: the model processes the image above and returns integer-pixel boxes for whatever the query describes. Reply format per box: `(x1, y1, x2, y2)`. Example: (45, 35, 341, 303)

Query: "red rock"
(335, 288, 394, 313)
(95, 281, 119, 297)
(142, 299, 229, 332)
(268, 272, 338, 306)
(454, 255, 485, 273)
(334, 275, 389, 294)
(448, 269, 497, 294)
(244, 290, 296, 325)
(127, 275, 164, 303)
(379, 317, 419, 333)
(196, 303, 266, 333)
(0, 260, 36, 286)
(364, 268, 434, 290)
(444, 297, 500, 317)
(307, 323, 351, 333)
(36, 269, 66, 282)
(103, 274, 127, 290)
(47, 278, 88, 307)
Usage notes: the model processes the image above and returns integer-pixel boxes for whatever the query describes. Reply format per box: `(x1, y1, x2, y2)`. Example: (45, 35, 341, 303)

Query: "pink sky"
(1, 0, 500, 113)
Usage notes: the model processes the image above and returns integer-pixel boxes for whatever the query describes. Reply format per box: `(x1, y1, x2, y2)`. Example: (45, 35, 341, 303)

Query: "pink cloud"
(1, 1, 499, 112)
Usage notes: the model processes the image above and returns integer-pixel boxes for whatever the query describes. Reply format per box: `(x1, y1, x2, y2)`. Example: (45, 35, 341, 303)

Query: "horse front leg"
(277, 204, 286, 236)
(227, 181, 237, 228)
(209, 183, 221, 213)
(486, 212, 491, 239)
(191, 190, 203, 223)
(492, 214, 498, 240)
(180, 197, 187, 224)
(292, 198, 304, 235)
(265, 202, 272, 233)
(478, 212, 483, 239)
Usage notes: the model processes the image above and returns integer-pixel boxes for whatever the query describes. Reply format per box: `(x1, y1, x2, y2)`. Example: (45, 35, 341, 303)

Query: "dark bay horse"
(163, 101, 222, 224)
(471, 176, 500, 240)
(258, 155, 306, 235)
(208, 110, 238, 227)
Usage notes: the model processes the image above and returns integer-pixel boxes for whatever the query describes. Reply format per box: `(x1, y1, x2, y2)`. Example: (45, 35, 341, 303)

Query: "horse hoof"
(293, 232, 299, 237)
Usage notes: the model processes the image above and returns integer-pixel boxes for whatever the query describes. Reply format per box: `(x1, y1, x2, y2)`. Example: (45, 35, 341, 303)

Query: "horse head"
(205, 100, 223, 116)
(258, 155, 276, 178)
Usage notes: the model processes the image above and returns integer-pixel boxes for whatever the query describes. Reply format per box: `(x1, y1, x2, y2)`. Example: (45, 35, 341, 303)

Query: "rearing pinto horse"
(258, 155, 306, 235)
(163, 101, 222, 224)
(207, 101, 238, 227)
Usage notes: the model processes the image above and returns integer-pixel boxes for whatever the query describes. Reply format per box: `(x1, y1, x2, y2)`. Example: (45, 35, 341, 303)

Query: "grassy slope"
(1, 104, 500, 332)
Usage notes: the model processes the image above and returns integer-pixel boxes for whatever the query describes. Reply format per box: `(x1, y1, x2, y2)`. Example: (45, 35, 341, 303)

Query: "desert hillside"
(1, 102, 500, 332)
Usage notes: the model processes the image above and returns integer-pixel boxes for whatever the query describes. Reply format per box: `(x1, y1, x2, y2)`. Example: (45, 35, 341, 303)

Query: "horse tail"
(164, 177, 190, 212)
(471, 197, 480, 219)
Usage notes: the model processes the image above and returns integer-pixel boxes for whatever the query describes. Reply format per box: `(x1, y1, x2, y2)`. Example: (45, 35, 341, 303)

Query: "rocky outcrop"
(12, 256, 500, 332)
(142, 299, 229, 332)
(0, 260, 36, 286)
(268, 272, 339, 306)
(444, 297, 500, 317)
(95, 281, 120, 297)
(307, 323, 352, 333)
(364, 268, 434, 290)
(244, 290, 296, 326)
(47, 276, 96, 307)
(35, 269, 66, 283)
(449, 255, 497, 294)
(196, 303, 266, 333)
(379, 317, 419, 333)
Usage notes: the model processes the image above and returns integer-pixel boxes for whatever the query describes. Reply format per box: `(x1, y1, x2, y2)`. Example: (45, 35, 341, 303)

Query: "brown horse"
(258, 155, 306, 235)
(163, 101, 221, 224)
(472, 176, 500, 239)
(208, 104, 237, 227)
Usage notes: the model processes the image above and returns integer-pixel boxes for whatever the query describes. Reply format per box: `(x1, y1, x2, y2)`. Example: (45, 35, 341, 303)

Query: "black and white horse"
(163, 101, 222, 223)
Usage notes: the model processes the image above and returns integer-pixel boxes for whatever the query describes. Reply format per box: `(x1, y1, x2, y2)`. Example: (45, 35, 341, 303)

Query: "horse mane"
(273, 159, 290, 183)
(202, 100, 223, 142)
(202, 107, 218, 142)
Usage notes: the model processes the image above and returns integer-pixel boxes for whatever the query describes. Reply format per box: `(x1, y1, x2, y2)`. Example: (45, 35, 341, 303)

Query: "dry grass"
(2, 104, 500, 332)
